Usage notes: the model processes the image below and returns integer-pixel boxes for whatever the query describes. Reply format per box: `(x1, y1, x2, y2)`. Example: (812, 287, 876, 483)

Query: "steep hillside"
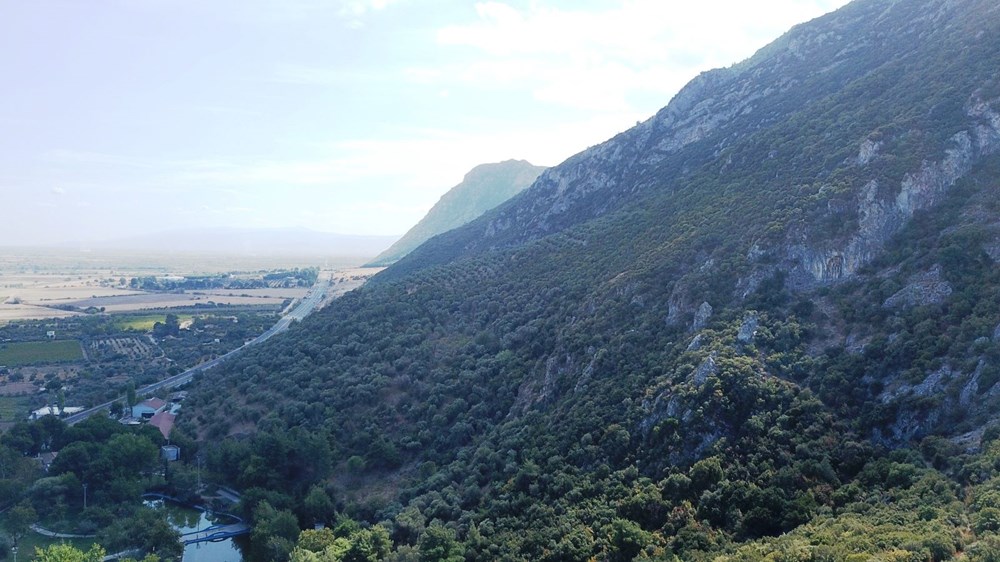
(384, 0, 1000, 285)
(178, 0, 1000, 560)
(366, 160, 545, 266)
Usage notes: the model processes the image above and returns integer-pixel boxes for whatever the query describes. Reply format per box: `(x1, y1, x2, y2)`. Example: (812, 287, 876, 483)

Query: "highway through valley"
(63, 277, 331, 426)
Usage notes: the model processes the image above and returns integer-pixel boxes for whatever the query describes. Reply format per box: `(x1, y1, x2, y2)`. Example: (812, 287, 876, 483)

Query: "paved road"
(63, 277, 331, 426)
(30, 523, 96, 539)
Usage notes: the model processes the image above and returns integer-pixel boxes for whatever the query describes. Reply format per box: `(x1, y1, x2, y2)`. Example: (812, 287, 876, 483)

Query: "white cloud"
(432, 0, 851, 114)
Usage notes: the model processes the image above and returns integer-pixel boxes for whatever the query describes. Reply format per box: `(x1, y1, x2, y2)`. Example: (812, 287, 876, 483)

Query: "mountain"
(72, 227, 399, 258)
(178, 0, 1000, 560)
(366, 160, 546, 266)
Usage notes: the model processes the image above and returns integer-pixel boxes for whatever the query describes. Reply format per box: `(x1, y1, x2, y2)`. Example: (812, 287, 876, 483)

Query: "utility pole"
(196, 454, 203, 491)
(83, 482, 88, 510)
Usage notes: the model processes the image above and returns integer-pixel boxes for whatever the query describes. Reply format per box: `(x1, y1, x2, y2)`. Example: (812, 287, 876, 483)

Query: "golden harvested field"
(0, 249, 372, 321)
(197, 287, 309, 299)
(59, 292, 289, 312)
(0, 303, 81, 321)
(0, 270, 143, 319)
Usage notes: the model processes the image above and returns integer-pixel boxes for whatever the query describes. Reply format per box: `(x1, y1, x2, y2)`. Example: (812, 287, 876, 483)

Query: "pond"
(145, 498, 247, 562)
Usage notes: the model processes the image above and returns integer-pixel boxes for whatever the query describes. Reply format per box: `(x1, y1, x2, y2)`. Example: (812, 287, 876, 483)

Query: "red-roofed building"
(149, 411, 176, 439)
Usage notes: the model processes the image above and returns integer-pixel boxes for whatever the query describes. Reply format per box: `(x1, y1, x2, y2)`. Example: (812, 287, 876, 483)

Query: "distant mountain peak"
(366, 159, 546, 266)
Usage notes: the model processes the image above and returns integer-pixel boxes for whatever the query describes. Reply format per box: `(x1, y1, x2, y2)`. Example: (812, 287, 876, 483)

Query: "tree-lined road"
(63, 277, 331, 425)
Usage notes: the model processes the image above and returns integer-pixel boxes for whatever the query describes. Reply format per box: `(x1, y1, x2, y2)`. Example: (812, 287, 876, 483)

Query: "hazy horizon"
(3, 0, 849, 246)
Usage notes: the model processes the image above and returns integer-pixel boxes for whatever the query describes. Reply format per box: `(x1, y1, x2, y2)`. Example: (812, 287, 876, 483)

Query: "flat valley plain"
(0, 247, 384, 429)
(0, 247, 377, 322)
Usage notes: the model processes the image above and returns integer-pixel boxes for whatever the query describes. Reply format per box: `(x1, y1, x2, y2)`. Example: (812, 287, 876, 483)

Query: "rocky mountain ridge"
(387, 0, 1000, 295)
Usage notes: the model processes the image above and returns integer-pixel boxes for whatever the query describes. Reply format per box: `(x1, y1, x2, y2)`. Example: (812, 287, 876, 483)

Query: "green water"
(146, 499, 246, 562)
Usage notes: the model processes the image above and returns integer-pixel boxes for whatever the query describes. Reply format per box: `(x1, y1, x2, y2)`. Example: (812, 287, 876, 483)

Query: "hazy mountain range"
(52, 227, 400, 258)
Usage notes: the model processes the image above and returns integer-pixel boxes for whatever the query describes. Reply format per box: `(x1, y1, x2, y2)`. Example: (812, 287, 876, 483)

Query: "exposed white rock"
(960, 361, 983, 408)
(883, 266, 953, 308)
(737, 313, 760, 343)
(691, 353, 719, 386)
(857, 138, 882, 165)
(687, 333, 705, 352)
(693, 302, 713, 331)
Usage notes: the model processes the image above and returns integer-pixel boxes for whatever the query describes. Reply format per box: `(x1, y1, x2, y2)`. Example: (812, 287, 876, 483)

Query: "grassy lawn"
(0, 340, 83, 366)
(13, 532, 97, 560)
(0, 395, 33, 424)
(114, 313, 193, 331)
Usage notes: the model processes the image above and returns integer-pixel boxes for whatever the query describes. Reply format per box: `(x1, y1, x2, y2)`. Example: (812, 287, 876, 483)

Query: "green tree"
(126, 381, 137, 419)
(606, 518, 651, 562)
(417, 524, 462, 562)
(98, 508, 181, 560)
(296, 528, 338, 553)
(302, 485, 336, 526)
(33, 544, 106, 562)
(252, 500, 301, 562)
(3, 501, 36, 549)
(343, 526, 392, 562)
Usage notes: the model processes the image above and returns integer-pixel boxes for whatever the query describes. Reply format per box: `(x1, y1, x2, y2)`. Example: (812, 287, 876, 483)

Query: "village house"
(132, 397, 167, 419)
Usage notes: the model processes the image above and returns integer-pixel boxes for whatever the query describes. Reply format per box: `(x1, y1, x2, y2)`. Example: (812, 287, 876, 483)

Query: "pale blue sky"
(1, 0, 849, 245)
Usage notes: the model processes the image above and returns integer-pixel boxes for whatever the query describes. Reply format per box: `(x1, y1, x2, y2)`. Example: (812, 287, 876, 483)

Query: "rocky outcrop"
(692, 302, 713, 331)
(782, 87, 1000, 288)
(691, 353, 719, 386)
(687, 333, 706, 352)
(879, 366, 952, 404)
(737, 313, 760, 344)
(883, 266, 953, 308)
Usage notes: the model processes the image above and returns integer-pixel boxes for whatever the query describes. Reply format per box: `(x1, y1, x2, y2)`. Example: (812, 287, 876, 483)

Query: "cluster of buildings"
(29, 390, 187, 441)
(124, 391, 187, 440)
(31, 391, 189, 471)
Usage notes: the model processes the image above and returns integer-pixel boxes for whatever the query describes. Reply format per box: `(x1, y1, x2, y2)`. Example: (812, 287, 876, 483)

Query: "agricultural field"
(113, 313, 194, 332)
(60, 292, 289, 312)
(0, 248, 358, 322)
(0, 252, 376, 424)
(0, 339, 84, 366)
(197, 287, 309, 299)
(0, 302, 80, 322)
(89, 336, 158, 360)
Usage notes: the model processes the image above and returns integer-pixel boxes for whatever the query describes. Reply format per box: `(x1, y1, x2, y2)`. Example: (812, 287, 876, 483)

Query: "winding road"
(63, 276, 331, 426)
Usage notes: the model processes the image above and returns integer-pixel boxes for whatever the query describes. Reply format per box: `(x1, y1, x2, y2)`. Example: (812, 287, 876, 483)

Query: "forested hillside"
(176, 0, 1000, 559)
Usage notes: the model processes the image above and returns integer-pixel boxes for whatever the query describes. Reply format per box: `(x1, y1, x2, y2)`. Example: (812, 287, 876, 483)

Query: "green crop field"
(0, 339, 84, 366)
(114, 313, 194, 331)
(0, 395, 32, 424)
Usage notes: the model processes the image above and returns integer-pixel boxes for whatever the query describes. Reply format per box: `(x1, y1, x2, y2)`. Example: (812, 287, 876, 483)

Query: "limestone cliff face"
(779, 88, 1000, 288)
(475, 0, 894, 249)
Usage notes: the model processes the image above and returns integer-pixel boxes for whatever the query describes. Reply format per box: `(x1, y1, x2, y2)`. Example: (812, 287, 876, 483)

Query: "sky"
(1, 0, 851, 245)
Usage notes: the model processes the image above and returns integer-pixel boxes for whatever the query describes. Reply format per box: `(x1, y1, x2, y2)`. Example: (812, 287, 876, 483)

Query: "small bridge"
(181, 522, 251, 544)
